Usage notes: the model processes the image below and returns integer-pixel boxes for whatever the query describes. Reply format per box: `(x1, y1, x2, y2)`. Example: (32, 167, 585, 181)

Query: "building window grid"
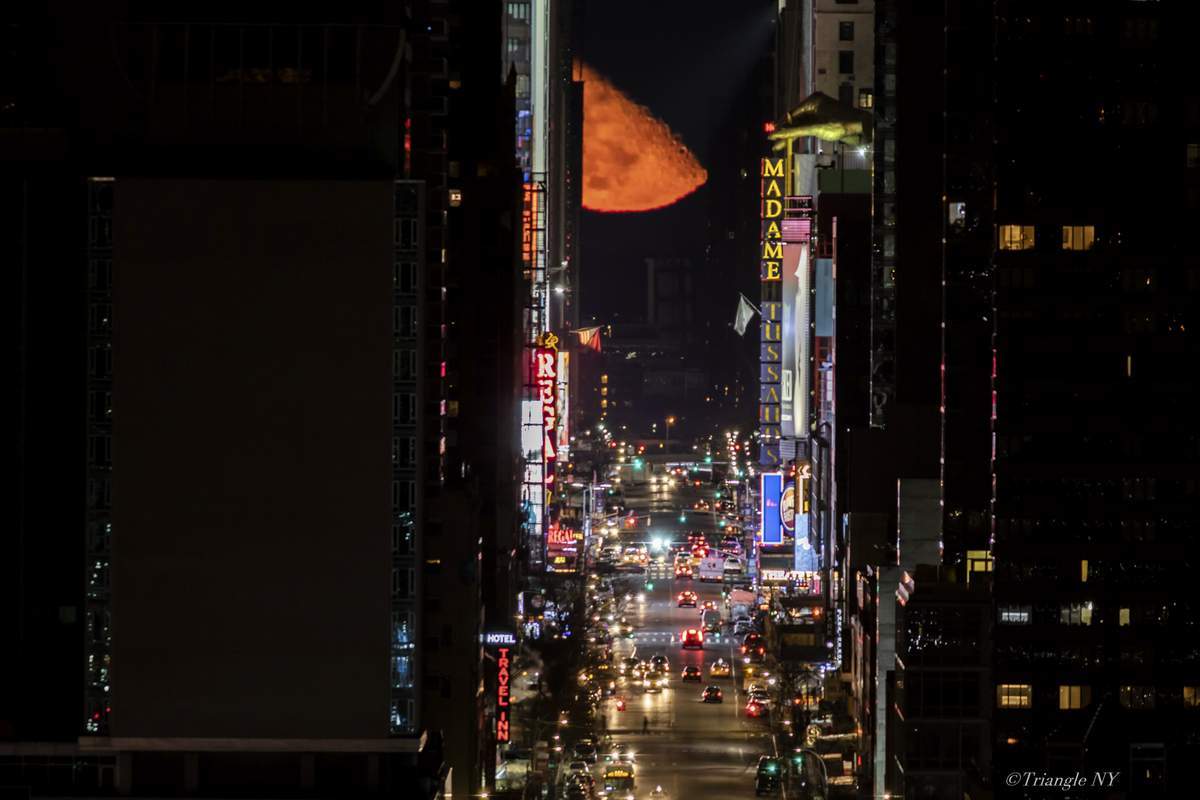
(85, 178, 114, 735)
(391, 181, 422, 735)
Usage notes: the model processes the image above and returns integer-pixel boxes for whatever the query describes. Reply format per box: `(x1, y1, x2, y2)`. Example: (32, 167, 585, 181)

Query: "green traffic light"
(705, 455, 713, 463)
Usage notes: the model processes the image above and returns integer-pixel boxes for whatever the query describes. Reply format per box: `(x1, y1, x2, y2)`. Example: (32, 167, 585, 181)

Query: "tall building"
(4, 3, 521, 797)
(983, 3, 1200, 791)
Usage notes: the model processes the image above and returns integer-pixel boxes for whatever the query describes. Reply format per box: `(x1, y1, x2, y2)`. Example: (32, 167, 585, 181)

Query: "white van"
(697, 556, 724, 582)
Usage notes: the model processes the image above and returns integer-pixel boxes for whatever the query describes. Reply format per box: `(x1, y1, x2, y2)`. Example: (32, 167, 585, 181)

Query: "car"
(754, 756, 781, 795)
(568, 760, 591, 774)
(745, 699, 767, 718)
(702, 600, 718, 612)
(701, 685, 724, 703)
(681, 628, 704, 649)
(723, 556, 743, 574)
(681, 665, 702, 682)
(744, 644, 766, 663)
(741, 632, 763, 651)
(733, 618, 752, 635)
(746, 683, 765, 695)
(642, 673, 666, 693)
(709, 658, 732, 678)
(649, 655, 669, 672)
(604, 744, 636, 763)
(676, 591, 698, 608)
(674, 565, 693, 579)
(566, 774, 596, 800)
(619, 656, 640, 675)
(748, 689, 770, 705)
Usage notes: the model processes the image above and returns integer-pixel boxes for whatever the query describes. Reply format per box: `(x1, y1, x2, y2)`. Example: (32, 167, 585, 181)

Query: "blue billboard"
(760, 472, 784, 545)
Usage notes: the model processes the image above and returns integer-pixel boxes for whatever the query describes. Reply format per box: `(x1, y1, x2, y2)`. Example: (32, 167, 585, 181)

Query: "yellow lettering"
(763, 302, 780, 320)
(765, 221, 782, 239)
(765, 365, 779, 381)
(765, 343, 780, 361)
(764, 198, 782, 218)
(762, 159, 784, 177)
(763, 322, 781, 339)
(762, 242, 783, 260)
(765, 179, 782, 198)
(764, 262, 781, 280)
(765, 387, 780, 403)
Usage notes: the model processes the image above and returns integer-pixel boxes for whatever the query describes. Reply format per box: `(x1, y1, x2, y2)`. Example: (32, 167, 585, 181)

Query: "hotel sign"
(495, 646, 512, 742)
(760, 157, 784, 466)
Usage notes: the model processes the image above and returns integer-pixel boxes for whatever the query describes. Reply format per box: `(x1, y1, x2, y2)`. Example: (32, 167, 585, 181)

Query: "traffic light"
(644, 581, 655, 592)
(704, 455, 713, 463)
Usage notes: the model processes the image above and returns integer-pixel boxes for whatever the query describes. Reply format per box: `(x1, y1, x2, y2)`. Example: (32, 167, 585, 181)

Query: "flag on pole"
(575, 326, 603, 352)
(733, 294, 759, 336)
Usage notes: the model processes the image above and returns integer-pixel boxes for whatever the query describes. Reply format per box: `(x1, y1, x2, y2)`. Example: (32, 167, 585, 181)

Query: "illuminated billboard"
(495, 645, 512, 742)
(535, 333, 559, 487)
(781, 242, 810, 438)
(557, 350, 570, 461)
(546, 522, 583, 573)
(760, 471, 784, 545)
(759, 158, 785, 467)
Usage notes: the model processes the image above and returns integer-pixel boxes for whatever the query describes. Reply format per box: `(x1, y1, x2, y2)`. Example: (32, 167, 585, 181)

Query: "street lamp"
(665, 416, 676, 454)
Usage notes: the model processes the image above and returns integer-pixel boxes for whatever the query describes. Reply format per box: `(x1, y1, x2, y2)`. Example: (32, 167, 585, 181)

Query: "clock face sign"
(781, 482, 796, 534)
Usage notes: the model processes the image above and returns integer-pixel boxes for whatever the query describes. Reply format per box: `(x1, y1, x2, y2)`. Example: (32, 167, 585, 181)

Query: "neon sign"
(496, 646, 511, 742)
(759, 157, 784, 467)
(535, 333, 559, 486)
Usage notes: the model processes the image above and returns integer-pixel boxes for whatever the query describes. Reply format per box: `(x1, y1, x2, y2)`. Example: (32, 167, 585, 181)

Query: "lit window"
(948, 201, 966, 227)
(1119, 607, 1131, 626)
(1062, 225, 1095, 250)
(1184, 687, 1200, 707)
(1000, 225, 1036, 251)
(1119, 686, 1155, 710)
(1060, 602, 1094, 626)
(601, 374, 608, 384)
(449, 189, 463, 207)
(997, 684, 1032, 708)
(1058, 685, 1091, 710)
(1081, 559, 1089, 582)
(999, 606, 1031, 625)
(858, 89, 873, 109)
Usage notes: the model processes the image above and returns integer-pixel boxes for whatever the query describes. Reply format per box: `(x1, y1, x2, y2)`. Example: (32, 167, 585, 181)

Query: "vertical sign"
(557, 350, 570, 461)
(535, 333, 559, 487)
(760, 472, 784, 545)
(496, 646, 511, 742)
(760, 158, 785, 466)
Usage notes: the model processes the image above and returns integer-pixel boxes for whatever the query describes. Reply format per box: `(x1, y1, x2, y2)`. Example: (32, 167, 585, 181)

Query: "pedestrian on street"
(642, 715, 649, 734)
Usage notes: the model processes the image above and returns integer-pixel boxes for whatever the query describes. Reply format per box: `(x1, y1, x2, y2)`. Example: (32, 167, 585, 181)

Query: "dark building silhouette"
(4, 2, 521, 796)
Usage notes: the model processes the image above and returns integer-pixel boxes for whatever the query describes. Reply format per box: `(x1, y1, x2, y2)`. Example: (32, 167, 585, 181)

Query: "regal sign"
(535, 333, 559, 486)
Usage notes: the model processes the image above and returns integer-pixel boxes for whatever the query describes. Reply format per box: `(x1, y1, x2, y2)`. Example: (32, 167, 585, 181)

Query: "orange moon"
(581, 63, 707, 213)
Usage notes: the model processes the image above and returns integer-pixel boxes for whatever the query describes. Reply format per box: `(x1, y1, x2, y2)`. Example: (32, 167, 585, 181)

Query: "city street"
(583, 465, 774, 799)
(596, 572, 770, 799)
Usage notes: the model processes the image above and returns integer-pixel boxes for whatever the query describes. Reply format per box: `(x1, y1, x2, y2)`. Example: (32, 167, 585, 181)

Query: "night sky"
(579, 0, 776, 324)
